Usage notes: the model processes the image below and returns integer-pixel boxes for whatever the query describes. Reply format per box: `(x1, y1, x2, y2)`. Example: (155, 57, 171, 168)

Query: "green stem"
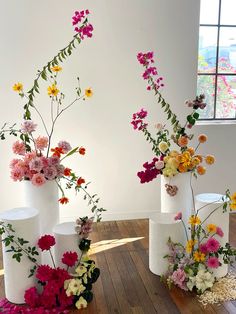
(181, 219, 189, 242)
(49, 248, 56, 268)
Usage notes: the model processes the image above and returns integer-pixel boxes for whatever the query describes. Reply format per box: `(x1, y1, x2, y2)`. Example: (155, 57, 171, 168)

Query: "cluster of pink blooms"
(199, 236, 222, 269)
(75, 217, 94, 239)
(131, 108, 148, 130)
(137, 51, 164, 91)
(72, 10, 94, 39)
(171, 269, 187, 291)
(137, 157, 162, 183)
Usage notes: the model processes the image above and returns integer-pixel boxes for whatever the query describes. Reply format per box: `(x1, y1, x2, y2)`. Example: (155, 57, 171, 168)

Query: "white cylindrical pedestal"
(149, 213, 185, 276)
(0, 207, 40, 304)
(195, 193, 228, 278)
(161, 172, 193, 227)
(53, 222, 81, 272)
(23, 180, 59, 236)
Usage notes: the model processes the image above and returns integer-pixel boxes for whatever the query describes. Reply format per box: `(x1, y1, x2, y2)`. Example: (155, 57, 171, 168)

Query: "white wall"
(0, 0, 202, 221)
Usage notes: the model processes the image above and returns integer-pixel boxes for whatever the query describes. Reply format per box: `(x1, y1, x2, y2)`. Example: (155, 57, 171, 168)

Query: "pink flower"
(206, 237, 220, 253)
(43, 166, 57, 180)
(10, 168, 24, 181)
(207, 256, 220, 269)
(171, 269, 187, 290)
(48, 156, 60, 166)
(21, 120, 37, 133)
(36, 265, 53, 282)
(38, 235, 56, 251)
(155, 160, 164, 170)
(31, 173, 46, 186)
(35, 136, 48, 150)
(12, 141, 26, 155)
(29, 157, 43, 172)
(199, 243, 208, 254)
(24, 287, 40, 307)
(75, 217, 94, 238)
(174, 212, 182, 221)
(24, 151, 37, 161)
(10, 158, 20, 168)
(56, 164, 65, 177)
(216, 226, 224, 237)
(61, 251, 78, 267)
(58, 141, 72, 154)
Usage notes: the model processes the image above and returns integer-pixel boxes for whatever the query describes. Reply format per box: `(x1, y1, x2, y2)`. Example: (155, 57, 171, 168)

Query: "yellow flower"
(188, 215, 201, 226)
(47, 84, 59, 96)
(166, 157, 179, 169)
(230, 202, 236, 210)
(75, 296, 88, 309)
(13, 82, 23, 92)
(230, 192, 236, 203)
(75, 265, 87, 276)
(187, 147, 195, 156)
(207, 223, 217, 233)
(193, 250, 205, 262)
(162, 166, 178, 177)
(205, 155, 215, 165)
(180, 151, 191, 167)
(169, 150, 179, 157)
(186, 239, 196, 253)
(158, 141, 169, 153)
(51, 65, 62, 72)
(85, 87, 93, 97)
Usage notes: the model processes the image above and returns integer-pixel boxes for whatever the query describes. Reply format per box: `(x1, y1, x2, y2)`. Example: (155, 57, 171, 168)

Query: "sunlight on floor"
(89, 237, 144, 254)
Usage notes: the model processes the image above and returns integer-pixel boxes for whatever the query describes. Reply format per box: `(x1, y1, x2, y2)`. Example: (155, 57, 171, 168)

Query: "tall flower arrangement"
(0, 9, 105, 221)
(131, 52, 214, 194)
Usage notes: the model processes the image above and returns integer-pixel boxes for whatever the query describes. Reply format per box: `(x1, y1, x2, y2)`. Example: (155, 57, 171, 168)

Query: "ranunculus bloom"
(62, 251, 78, 267)
(31, 173, 46, 186)
(38, 235, 56, 251)
(207, 256, 220, 268)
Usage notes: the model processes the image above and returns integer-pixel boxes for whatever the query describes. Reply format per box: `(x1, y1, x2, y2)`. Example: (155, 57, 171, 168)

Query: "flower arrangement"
(0, 9, 105, 220)
(0, 216, 99, 312)
(131, 51, 215, 194)
(163, 191, 236, 295)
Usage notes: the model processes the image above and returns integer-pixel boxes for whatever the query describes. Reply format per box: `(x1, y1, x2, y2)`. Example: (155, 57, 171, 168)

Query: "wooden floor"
(1, 216, 236, 313)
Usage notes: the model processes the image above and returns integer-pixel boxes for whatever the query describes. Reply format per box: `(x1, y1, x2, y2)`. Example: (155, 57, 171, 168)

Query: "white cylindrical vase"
(149, 213, 185, 276)
(0, 207, 40, 304)
(195, 193, 228, 278)
(161, 172, 193, 227)
(23, 180, 59, 236)
(53, 222, 81, 272)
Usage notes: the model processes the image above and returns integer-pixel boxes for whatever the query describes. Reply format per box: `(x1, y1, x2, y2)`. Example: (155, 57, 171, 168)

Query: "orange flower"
(64, 168, 72, 176)
(192, 157, 201, 166)
(59, 197, 69, 204)
(205, 155, 215, 165)
(79, 147, 86, 155)
(178, 164, 187, 173)
(195, 155, 203, 163)
(198, 134, 207, 143)
(187, 147, 195, 156)
(197, 165, 206, 175)
(77, 177, 85, 186)
(178, 136, 188, 147)
(51, 147, 64, 158)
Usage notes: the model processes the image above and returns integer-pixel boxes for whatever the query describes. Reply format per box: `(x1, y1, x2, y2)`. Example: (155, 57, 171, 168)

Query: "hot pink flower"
(24, 287, 40, 307)
(38, 235, 56, 251)
(58, 141, 72, 154)
(174, 212, 182, 221)
(31, 173, 46, 186)
(29, 157, 43, 172)
(216, 226, 224, 237)
(35, 136, 48, 151)
(61, 251, 78, 267)
(21, 120, 37, 133)
(12, 141, 26, 155)
(207, 256, 220, 269)
(43, 166, 57, 180)
(199, 243, 208, 254)
(36, 265, 53, 282)
(206, 237, 220, 253)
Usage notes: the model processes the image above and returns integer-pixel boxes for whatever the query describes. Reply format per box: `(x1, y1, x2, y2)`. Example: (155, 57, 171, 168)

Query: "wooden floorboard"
(1, 216, 236, 313)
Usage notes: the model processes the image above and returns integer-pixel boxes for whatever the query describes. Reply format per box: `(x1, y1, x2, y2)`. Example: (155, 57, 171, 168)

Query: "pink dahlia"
(207, 256, 220, 269)
(58, 141, 72, 154)
(62, 251, 78, 267)
(35, 136, 48, 150)
(21, 120, 37, 133)
(31, 173, 46, 186)
(216, 226, 224, 237)
(12, 141, 26, 155)
(38, 235, 56, 251)
(36, 265, 53, 282)
(206, 237, 220, 253)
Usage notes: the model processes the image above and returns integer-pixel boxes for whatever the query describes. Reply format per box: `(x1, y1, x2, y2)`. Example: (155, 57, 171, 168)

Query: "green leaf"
(193, 112, 200, 120)
(64, 147, 79, 158)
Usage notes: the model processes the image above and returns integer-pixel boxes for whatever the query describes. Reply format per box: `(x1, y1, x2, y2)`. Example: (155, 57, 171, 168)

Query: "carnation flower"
(207, 256, 220, 269)
(43, 166, 57, 180)
(62, 251, 78, 267)
(35, 136, 48, 150)
(10, 168, 24, 181)
(48, 155, 60, 166)
(206, 237, 220, 253)
(58, 140, 72, 154)
(38, 235, 56, 251)
(36, 265, 53, 282)
(29, 157, 43, 172)
(31, 173, 46, 186)
(21, 120, 37, 133)
(12, 141, 26, 155)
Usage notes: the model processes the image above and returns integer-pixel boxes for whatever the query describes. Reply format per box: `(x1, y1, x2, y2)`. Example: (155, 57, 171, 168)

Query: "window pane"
(218, 27, 236, 73)
(198, 27, 218, 72)
(221, 0, 236, 25)
(216, 75, 236, 118)
(200, 0, 219, 24)
(197, 75, 215, 119)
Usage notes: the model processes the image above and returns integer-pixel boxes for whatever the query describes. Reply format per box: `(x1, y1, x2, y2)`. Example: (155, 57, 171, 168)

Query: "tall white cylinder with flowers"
(195, 193, 229, 278)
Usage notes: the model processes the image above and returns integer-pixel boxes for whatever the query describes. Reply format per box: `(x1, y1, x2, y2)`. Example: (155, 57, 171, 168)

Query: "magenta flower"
(206, 237, 220, 253)
(174, 212, 182, 221)
(36, 265, 53, 282)
(24, 287, 40, 308)
(199, 243, 208, 254)
(207, 256, 220, 269)
(137, 158, 160, 183)
(38, 235, 56, 251)
(216, 226, 224, 237)
(61, 251, 78, 267)
(21, 120, 37, 134)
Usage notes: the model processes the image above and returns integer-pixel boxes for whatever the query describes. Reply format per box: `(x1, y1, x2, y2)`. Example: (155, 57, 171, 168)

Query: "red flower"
(24, 287, 40, 307)
(77, 177, 85, 186)
(51, 147, 64, 157)
(79, 147, 86, 155)
(63, 167, 71, 176)
(59, 197, 69, 204)
(62, 251, 78, 267)
(36, 265, 53, 282)
(38, 235, 56, 251)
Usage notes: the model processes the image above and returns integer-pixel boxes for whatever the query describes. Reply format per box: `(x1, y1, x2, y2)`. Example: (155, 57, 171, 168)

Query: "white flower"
(75, 296, 88, 309)
(195, 269, 215, 293)
(65, 278, 85, 296)
(155, 160, 164, 170)
(158, 141, 169, 153)
(75, 264, 87, 276)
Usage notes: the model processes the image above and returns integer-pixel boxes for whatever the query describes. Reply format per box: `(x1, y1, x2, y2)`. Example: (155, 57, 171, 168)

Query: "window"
(198, 0, 236, 120)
